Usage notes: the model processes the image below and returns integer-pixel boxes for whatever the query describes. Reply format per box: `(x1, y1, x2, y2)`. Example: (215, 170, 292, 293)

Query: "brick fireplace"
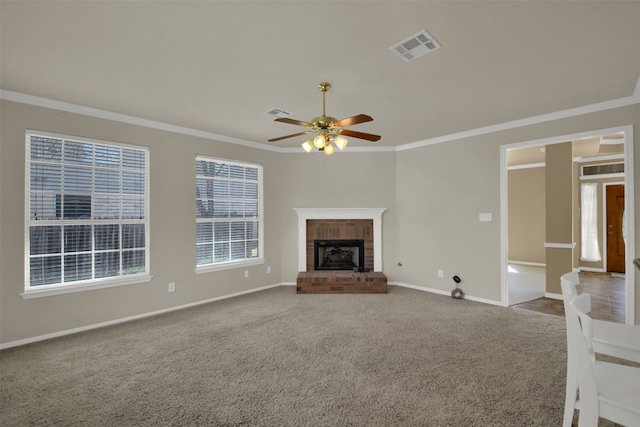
(294, 208, 387, 294)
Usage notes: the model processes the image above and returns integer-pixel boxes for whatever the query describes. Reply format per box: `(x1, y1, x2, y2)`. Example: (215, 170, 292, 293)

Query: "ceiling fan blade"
(268, 131, 312, 142)
(339, 129, 381, 142)
(332, 114, 373, 128)
(274, 117, 314, 128)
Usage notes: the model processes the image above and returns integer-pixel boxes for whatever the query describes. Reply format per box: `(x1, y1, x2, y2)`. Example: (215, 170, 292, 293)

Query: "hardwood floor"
(510, 271, 626, 323)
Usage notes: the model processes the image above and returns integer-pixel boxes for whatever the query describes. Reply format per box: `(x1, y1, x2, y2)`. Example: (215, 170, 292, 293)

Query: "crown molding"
(398, 83, 640, 152)
(2, 79, 639, 154)
(0, 89, 280, 152)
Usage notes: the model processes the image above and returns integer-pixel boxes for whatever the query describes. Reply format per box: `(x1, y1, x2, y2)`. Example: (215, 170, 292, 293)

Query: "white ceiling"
(1, 1, 639, 150)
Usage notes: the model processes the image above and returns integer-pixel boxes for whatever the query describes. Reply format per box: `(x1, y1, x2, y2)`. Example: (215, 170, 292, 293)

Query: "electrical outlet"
(438, 270, 444, 278)
(244, 270, 249, 278)
(267, 266, 271, 274)
(168, 282, 175, 292)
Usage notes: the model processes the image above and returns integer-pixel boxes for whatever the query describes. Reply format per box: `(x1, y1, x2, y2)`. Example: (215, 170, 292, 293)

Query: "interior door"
(606, 184, 625, 273)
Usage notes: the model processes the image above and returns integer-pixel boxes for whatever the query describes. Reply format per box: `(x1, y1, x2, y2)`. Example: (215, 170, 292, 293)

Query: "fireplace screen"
(314, 239, 365, 271)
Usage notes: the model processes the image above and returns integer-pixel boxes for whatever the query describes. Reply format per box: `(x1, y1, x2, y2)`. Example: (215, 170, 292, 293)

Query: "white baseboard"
(390, 282, 503, 306)
(0, 282, 285, 350)
(1, 280, 509, 350)
(544, 292, 563, 300)
(579, 266, 606, 273)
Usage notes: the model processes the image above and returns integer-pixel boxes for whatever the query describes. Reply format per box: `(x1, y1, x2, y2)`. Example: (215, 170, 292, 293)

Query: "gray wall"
(270, 151, 398, 283)
(392, 105, 639, 305)
(393, 137, 502, 300)
(0, 100, 288, 344)
(1, 99, 639, 346)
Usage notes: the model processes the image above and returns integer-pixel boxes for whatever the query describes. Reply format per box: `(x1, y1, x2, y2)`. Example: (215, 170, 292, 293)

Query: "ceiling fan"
(268, 82, 381, 155)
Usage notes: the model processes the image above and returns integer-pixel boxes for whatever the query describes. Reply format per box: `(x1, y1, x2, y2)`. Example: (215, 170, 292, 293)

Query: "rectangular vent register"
(390, 29, 441, 62)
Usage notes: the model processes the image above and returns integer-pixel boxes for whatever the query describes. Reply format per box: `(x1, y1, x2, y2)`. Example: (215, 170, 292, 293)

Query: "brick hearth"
(296, 271, 388, 294)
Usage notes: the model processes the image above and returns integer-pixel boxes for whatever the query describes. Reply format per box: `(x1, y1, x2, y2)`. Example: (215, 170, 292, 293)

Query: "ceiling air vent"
(581, 162, 624, 177)
(263, 108, 292, 119)
(390, 29, 441, 62)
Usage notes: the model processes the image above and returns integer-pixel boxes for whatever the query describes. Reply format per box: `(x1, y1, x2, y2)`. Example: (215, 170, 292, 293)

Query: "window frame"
(195, 155, 264, 273)
(23, 130, 151, 299)
(580, 182, 602, 262)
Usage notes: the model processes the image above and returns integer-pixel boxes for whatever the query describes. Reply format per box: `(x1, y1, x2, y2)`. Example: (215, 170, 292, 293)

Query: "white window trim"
(21, 275, 153, 299)
(195, 258, 265, 274)
(24, 130, 151, 297)
(195, 155, 264, 272)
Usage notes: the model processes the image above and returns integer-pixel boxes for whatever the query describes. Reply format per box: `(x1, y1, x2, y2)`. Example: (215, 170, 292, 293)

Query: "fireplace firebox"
(314, 239, 365, 271)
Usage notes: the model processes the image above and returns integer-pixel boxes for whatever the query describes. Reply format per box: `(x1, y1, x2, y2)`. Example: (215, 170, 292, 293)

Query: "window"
(195, 156, 263, 271)
(580, 183, 601, 262)
(25, 131, 149, 295)
(581, 162, 624, 178)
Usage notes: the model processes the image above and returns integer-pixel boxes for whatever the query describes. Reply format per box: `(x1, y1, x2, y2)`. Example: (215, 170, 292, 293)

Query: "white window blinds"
(26, 132, 149, 290)
(195, 157, 263, 268)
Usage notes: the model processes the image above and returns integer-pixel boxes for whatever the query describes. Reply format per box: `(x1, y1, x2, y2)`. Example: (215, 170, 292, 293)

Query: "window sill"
(195, 258, 265, 274)
(21, 275, 153, 299)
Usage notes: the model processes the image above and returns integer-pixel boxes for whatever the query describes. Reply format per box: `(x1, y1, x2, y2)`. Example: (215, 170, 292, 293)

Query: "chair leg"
(577, 401, 599, 427)
(563, 362, 577, 427)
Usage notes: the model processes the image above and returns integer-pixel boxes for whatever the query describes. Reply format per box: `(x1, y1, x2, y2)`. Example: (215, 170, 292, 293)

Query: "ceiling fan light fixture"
(323, 143, 335, 156)
(334, 135, 348, 150)
(301, 140, 314, 153)
(314, 134, 326, 148)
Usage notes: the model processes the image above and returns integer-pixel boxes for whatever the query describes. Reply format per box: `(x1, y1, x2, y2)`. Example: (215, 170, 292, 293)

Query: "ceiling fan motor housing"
(312, 116, 337, 130)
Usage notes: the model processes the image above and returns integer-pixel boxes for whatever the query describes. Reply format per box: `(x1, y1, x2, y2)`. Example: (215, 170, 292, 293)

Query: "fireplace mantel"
(294, 208, 386, 272)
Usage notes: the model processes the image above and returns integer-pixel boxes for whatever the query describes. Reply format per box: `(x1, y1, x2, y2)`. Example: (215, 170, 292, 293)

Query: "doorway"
(500, 126, 635, 324)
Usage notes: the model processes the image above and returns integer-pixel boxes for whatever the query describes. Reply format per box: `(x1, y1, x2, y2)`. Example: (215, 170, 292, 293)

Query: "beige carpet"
(1, 286, 569, 426)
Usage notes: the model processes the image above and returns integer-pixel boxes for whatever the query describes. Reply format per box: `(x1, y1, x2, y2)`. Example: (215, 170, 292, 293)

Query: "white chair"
(566, 294, 640, 426)
(560, 272, 640, 427)
(561, 272, 640, 363)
